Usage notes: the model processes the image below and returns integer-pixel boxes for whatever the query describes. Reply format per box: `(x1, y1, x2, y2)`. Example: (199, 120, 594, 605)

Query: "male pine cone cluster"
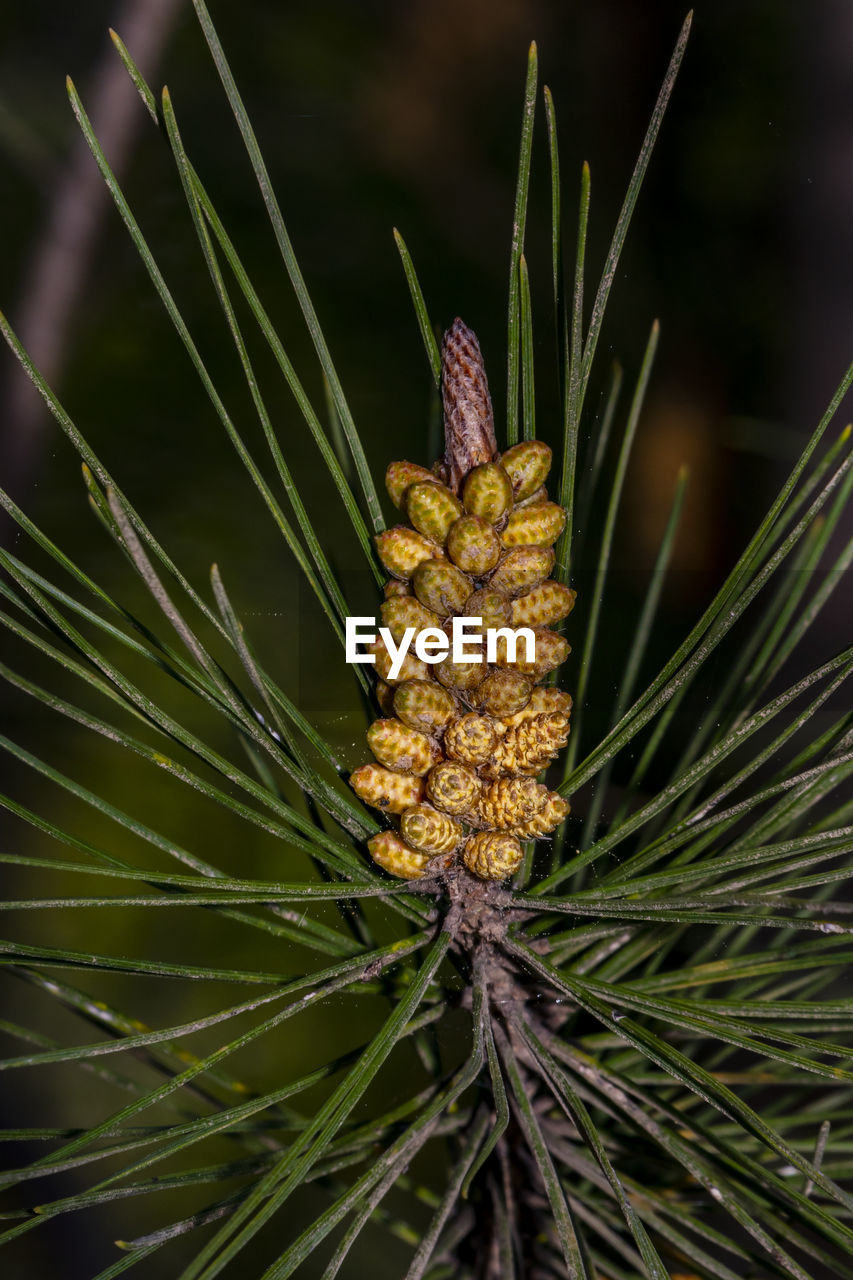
(350, 319, 575, 882)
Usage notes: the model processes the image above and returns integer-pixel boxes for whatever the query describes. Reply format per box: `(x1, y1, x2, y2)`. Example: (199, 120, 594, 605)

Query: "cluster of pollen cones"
(350, 319, 575, 883)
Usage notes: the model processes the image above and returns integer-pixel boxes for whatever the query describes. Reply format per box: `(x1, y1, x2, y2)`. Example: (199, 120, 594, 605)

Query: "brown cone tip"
(441, 318, 498, 494)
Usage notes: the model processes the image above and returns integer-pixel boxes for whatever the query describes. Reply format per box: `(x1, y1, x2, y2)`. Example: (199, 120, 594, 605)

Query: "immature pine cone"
(487, 712, 570, 777)
(351, 319, 573, 882)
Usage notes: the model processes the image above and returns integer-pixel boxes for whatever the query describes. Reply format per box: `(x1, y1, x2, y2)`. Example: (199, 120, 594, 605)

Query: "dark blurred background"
(1, 1, 852, 1275)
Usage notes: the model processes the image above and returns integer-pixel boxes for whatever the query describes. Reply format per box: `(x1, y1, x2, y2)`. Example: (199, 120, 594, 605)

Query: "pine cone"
(478, 776, 548, 829)
(368, 830, 432, 879)
(513, 792, 570, 839)
(351, 764, 425, 814)
(444, 713, 499, 766)
(401, 804, 463, 855)
(426, 761, 483, 815)
(488, 712, 570, 777)
(366, 719, 442, 776)
(352, 319, 575, 883)
(463, 831, 523, 881)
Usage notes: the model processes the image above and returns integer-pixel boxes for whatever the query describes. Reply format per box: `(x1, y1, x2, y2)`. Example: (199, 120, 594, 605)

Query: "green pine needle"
(1, 8, 852, 1279)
